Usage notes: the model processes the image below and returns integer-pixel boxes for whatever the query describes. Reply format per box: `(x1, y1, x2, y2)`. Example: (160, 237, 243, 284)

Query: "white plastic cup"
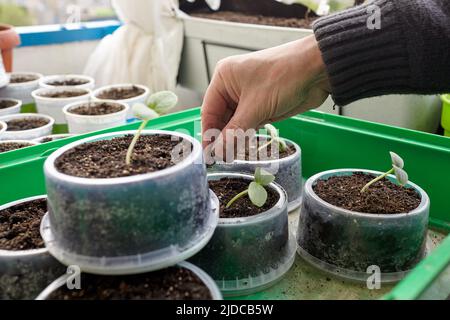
(32, 87, 91, 124)
(92, 84, 150, 119)
(63, 100, 129, 134)
(0, 72, 43, 105)
(33, 134, 75, 144)
(39, 75, 95, 90)
(0, 98, 22, 116)
(0, 113, 55, 141)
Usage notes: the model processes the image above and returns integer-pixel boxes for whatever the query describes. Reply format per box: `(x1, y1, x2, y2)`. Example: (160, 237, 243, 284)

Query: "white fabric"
(83, 0, 183, 93)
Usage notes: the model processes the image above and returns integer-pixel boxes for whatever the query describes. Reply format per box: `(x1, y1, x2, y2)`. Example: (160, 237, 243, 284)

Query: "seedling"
(226, 168, 276, 209)
(361, 152, 409, 193)
(258, 124, 288, 153)
(125, 91, 178, 165)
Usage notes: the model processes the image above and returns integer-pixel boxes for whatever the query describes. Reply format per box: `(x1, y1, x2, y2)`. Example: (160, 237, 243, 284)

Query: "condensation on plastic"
(0, 72, 43, 104)
(0, 98, 22, 116)
(42, 130, 219, 275)
(297, 169, 430, 283)
(39, 75, 95, 90)
(0, 113, 55, 141)
(63, 100, 129, 134)
(190, 172, 297, 297)
(0, 195, 65, 300)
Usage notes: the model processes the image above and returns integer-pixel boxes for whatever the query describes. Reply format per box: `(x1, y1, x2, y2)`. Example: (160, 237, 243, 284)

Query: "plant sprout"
(186, 0, 221, 10)
(258, 124, 288, 153)
(125, 91, 178, 165)
(277, 0, 358, 15)
(226, 168, 276, 209)
(360, 152, 409, 193)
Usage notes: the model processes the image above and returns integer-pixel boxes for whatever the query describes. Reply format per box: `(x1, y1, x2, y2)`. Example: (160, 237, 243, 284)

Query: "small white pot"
(63, 100, 129, 134)
(39, 75, 95, 90)
(33, 134, 75, 144)
(0, 113, 55, 141)
(0, 98, 22, 116)
(92, 84, 150, 119)
(0, 140, 39, 154)
(0, 72, 43, 105)
(32, 87, 92, 124)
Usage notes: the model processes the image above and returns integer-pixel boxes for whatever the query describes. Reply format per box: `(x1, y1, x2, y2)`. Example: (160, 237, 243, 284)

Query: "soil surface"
(191, 10, 317, 28)
(48, 267, 212, 300)
(55, 135, 192, 179)
(0, 100, 17, 109)
(10, 74, 39, 83)
(0, 142, 34, 153)
(6, 117, 49, 131)
(38, 91, 88, 98)
(0, 198, 46, 251)
(313, 172, 421, 214)
(46, 79, 89, 86)
(97, 86, 145, 100)
(69, 102, 124, 116)
(209, 177, 279, 218)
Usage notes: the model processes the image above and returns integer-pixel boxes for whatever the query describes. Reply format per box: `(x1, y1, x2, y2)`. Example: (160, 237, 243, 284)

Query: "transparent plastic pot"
(0, 72, 43, 104)
(190, 172, 297, 297)
(33, 134, 75, 144)
(0, 196, 66, 300)
(297, 169, 430, 283)
(42, 130, 219, 275)
(36, 261, 222, 300)
(63, 100, 129, 134)
(0, 98, 21, 116)
(92, 84, 150, 120)
(32, 87, 92, 124)
(39, 75, 95, 90)
(210, 136, 302, 212)
(0, 113, 54, 141)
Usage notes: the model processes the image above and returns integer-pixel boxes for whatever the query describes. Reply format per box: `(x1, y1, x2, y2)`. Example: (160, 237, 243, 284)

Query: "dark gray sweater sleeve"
(313, 0, 450, 106)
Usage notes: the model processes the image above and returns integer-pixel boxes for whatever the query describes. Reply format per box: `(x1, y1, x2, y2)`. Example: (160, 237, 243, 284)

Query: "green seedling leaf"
(148, 91, 178, 115)
(390, 151, 404, 169)
(133, 103, 160, 121)
(393, 165, 409, 186)
(264, 124, 279, 140)
(248, 182, 268, 208)
(254, 168, 276, 186)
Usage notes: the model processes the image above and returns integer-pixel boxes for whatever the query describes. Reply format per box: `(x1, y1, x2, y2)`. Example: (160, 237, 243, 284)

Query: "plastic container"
(33, 134, 75, 144)
(190, 172, 297, 296)
(0, 140, 39, 154)
(211, 136, 302, 212)
(0, 72, 43, 105)
(39, 75, 95, 90)
(0, 195, 65, 300)
(441, 94, 450, 137)
(0, 120, 6, 136)
(297, 169, 430, 283)
(92, 84, 150, 119)
(32, 87, 92, 124)
(42, 130, 219, 275)
(63, 100, 129, 134)
(0, 98, 21, 116)
(0, 113, 54, 141)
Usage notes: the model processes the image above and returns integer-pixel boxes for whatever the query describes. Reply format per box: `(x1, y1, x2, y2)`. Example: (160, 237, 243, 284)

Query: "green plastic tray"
(0, 108, 449, 299)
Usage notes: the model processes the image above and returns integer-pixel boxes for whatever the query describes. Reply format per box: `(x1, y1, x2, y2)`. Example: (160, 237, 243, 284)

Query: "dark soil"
(0, 100, 17, 109)
(97, 86, 145, 100)
(55, 135, 192, 179)
(10, 74, 39, 83)
(38, 91, 88, 98)
(40, 136, 70, 143)
(0, 198, 46, 251)
(0, 142, 34, 153)
(48, 267, 212, 300)
(46, 79, 89, 86)
(313, 172, 421, 214)
(191, 11, 317, 28)
(69, 102, 124, 116)
(6, 117, 49, 131)
(209, 178, 279, 218)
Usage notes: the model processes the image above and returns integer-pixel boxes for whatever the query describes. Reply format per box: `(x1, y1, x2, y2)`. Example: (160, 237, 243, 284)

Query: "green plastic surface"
(0, 107, 449, 300)
(442, 95, 450, 137)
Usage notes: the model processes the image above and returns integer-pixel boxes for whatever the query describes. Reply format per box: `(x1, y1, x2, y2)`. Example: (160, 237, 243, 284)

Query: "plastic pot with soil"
(63, 100, 129, 134)
(0, 72, 43, 106)
(210, 131, 302, 211)
(0, 196, 65, 300)
(36, 261, 222, 300)
(0, 98, 21, 116)
(190, 172, 297, 296)
(297, 168, 430, 283)
(39, 75, 95, 90)
(42, 130, 219, 275)
(33, 134, 75, 144)
(0, 113, 54, 141)
(0, 140, 39, 154)
(92, 84, 150, 119)
(32, 87, 91, 125)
